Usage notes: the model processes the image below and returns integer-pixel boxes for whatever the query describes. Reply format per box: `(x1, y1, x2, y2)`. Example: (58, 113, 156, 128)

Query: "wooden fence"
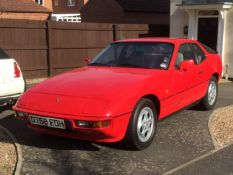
(0, 20, 161, 79)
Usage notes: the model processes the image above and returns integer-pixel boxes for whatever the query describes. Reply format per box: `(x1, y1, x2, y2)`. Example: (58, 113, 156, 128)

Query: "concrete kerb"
(219, 79, 232, 83)
(208, 110, 219, 149)
(0, 125, 22, 175)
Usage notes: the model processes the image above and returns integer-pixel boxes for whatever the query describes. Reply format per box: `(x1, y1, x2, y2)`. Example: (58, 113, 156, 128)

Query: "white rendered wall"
(170, 0, 189, 38)
(223, 9, 233, 78)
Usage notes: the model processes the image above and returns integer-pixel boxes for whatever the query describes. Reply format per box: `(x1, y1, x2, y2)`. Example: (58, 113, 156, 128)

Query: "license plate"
(29, 115, 66, 130)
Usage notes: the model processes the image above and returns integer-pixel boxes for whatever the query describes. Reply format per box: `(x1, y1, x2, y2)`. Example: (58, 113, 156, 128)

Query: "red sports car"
(14, 38, 222, 150)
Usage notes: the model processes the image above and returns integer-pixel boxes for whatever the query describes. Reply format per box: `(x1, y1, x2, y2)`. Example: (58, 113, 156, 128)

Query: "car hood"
(17, 67, 160, 116)
(32, 67, 155, 97)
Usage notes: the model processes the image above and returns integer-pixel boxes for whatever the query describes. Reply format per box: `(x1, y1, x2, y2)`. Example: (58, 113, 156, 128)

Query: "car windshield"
(89, 42, 174, 69)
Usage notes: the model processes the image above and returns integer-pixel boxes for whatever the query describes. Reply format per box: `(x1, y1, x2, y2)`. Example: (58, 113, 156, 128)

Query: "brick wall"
(52, 0, 84, 14)
(44, 0, 53, 11)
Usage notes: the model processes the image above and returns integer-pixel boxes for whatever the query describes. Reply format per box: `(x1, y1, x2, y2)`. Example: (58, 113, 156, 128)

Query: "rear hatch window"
(0, 49, 11, 59)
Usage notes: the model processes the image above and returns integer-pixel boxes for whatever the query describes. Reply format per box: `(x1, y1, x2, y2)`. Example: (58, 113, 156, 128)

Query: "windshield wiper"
(89, 63, 151, 69)
(88, 63, 111, 66)
(116, 63, 151, 69)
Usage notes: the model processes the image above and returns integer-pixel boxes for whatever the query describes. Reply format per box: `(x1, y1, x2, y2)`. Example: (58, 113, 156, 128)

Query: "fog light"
(16, 111, 24, 118)
(75, 120, 110, 128)
(15, 111, 28, 118)
(76, 121, 91, 128)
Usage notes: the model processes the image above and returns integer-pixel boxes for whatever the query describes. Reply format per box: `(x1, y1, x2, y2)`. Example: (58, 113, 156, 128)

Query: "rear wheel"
(124, 98, 157, 150)
(199, 76, 218, 110)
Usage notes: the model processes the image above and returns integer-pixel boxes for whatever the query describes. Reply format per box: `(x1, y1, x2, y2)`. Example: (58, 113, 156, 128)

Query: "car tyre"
(199, 76, 218, 110)
(124, 98, 157, 150)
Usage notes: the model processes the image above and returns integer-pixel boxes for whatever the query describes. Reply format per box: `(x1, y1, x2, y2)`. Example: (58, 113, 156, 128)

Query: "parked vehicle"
(0, 49, 25, 107)
(13, 38, 222, 150)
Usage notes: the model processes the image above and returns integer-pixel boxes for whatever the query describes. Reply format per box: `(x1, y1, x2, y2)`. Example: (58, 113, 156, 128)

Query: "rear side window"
(0, 49, 11, 59)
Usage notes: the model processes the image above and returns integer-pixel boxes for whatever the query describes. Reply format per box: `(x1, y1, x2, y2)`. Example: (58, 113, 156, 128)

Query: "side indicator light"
(75, 120, 110, 128)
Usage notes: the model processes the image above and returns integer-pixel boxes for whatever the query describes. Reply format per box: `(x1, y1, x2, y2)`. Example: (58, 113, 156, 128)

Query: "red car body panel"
(13, 38, 222, 142)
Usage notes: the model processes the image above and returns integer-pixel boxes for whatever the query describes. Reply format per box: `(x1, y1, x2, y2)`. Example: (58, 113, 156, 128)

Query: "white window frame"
(35, 0, 44, 5)
(55, 0, 59, 6)
(67, 0, 75, 7)
(51, 14, 81, 23)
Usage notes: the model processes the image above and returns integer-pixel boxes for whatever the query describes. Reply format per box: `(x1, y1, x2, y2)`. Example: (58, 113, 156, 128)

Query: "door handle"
(198, 70, 203, 74)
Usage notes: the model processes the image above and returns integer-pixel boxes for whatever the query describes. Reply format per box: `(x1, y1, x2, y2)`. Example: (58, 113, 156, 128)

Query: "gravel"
(210, 105, 233, 148)
(0, 128, 17, 175)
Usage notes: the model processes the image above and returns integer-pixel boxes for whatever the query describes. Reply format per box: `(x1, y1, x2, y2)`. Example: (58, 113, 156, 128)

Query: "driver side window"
(190, 44, 206, 64)
(175, 44, 196, 68)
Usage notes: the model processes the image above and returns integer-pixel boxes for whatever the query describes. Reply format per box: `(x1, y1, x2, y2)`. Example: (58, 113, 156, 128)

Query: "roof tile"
(0, 0, 52, 13)
(115, 0, 170, 13)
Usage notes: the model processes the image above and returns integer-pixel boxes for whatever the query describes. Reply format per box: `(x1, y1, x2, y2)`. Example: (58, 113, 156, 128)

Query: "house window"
(198, 10, 219, 16)
(55, 0, 59, 6)
(35, 0, 44, 5)
(67, 0, 75, 7)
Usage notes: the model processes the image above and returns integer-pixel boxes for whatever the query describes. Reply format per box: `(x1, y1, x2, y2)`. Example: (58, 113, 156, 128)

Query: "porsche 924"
(14, 38, 222, 150)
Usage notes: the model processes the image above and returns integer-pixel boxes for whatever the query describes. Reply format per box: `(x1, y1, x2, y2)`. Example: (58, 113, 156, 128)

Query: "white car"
(0, 49, 25, 107)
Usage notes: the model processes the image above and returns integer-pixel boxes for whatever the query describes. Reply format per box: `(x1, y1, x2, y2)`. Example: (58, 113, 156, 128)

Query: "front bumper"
(0, 93, 22, 106)
(14, 106, 131, 142)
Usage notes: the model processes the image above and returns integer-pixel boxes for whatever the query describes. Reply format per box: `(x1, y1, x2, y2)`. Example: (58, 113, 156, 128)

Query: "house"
(81, 0, 170, 36)
(0, 0, 52, 20)
(51, 0, 87, 22)
(170, 0, 233, 79)
(81, 0, 169, 24)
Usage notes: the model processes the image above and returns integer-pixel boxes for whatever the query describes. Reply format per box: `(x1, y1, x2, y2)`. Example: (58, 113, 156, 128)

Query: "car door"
(189, 43, 210, 98)
(173, 43, 200, 108)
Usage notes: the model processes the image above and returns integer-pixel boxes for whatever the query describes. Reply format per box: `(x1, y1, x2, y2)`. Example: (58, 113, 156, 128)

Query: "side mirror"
(179, 59, 195, 71)
(84, 57, 92, 64)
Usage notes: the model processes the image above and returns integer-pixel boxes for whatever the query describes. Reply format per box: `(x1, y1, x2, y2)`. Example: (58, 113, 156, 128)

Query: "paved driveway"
(0, 81, 233, 175)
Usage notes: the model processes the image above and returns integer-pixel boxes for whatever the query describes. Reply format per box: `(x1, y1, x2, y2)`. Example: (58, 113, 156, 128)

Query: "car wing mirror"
(179, 60, 195, 71)
(84, 57, 92, 64)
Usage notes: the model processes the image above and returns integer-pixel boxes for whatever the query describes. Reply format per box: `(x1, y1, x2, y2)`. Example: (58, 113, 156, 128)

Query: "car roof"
(113, 38, 196, 44)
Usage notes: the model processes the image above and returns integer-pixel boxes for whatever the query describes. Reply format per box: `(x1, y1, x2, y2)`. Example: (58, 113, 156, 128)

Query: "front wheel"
(199, 76, 218, 110)
(124, 98, 157, 150)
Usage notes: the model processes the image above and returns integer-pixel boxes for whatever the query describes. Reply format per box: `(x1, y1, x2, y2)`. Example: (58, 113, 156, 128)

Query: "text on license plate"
(30, 115, 66, 130)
